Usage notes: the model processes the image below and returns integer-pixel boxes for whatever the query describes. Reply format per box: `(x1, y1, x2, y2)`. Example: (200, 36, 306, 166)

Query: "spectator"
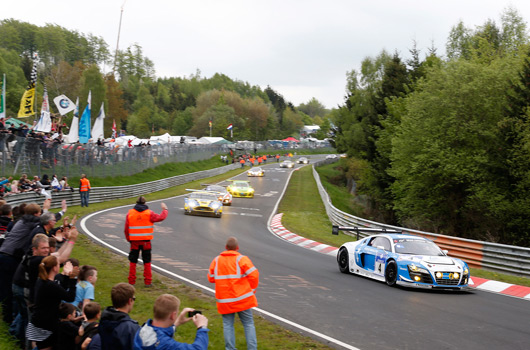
(79, 174, 91, 207)
(57, 302, 82, 350)
(79, 301, 101, 350)
(97, 282, 140, 350)
(208, 237, 259, 350)
(26, 255, 79, 350)
(133, 294, 209, 350)
(51, 174, 62, 191)
(60, 176, 74, 192)
(0, 203, 12, 247)
(125, 196, 168, 286)
(10, 179, 20, 194)
(0, 202, 42, 324)
(72, 265, 98, 310)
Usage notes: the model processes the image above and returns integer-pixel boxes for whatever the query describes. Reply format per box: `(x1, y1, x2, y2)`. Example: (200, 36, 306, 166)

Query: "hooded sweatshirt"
(98, 307, 139, 350)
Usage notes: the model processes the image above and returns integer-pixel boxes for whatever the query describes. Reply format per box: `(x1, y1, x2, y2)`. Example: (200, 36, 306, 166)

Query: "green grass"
(278, 165, 354, 247)
(0, 159, 334, 350)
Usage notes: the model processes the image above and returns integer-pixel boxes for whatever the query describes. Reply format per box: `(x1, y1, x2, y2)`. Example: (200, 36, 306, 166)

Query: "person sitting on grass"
(133, 294, 209, 350)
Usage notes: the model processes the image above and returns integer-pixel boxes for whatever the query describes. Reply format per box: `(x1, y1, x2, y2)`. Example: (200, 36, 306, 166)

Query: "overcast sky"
(3, 0, 530, 109)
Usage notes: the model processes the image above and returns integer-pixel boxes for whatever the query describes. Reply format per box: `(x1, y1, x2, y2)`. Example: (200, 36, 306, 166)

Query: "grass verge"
(311, 161, 530, 288)
(1, 160, 333, 350)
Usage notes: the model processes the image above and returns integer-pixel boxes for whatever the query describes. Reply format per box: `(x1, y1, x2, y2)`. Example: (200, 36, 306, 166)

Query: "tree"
(79, 64, 107, 136)
(297, 98, 328, 119)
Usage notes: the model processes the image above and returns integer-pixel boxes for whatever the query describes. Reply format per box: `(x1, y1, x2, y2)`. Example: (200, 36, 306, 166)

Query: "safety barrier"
(312, 159, 530, 278)
(5, 163, 240, 209)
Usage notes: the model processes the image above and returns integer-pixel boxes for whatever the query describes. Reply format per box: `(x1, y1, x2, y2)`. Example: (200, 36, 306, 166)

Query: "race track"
(81, 160, 530, 350)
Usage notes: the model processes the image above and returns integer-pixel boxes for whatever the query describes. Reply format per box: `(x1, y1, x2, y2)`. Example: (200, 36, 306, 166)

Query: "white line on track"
(80, 167, 360, 350)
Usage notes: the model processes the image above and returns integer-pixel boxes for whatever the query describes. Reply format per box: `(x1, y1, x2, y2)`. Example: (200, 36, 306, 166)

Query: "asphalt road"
(81, 160, 530, 350)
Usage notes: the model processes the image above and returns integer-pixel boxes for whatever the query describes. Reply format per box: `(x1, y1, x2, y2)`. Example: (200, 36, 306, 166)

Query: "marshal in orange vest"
(127, 209, 154, 241)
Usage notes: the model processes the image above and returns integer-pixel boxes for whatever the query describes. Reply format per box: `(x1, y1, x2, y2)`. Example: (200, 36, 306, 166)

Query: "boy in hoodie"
(98, 283, 139, 350)
(133, 294, 209, 350)
(124, 196, 168, 286)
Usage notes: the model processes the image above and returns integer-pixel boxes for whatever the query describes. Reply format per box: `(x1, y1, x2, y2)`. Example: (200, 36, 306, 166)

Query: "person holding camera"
(125, 196, 168, 286)
(133, 294, 209, 350)
(208, 237, 259, 350)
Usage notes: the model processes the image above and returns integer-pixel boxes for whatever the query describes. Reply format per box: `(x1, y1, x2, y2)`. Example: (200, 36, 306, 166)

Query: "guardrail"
(312, 159, 530, 278)
(5, 163, 240, 209)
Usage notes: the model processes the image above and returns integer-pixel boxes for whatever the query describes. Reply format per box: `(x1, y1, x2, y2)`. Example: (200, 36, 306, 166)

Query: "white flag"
(34, 86, 52, 132)
(67, 97, 79, 143)
(53, 94, 76, 115)
(91, 102, 105, 140)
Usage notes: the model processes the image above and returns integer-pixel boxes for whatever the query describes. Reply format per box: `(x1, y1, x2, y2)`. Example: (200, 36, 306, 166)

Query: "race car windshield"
(190, 193, 217, 200)
(394, 240, 444, 256)
(206, 186, 223, 192)
(235, 182, 249, 188)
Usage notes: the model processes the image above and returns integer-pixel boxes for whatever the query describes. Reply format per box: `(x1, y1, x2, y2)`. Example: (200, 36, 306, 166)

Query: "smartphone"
(188, 310, 202, 317)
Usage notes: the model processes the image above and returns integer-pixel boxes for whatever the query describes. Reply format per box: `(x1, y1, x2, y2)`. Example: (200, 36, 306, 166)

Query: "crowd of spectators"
(0, 173, 74, 199)
(0, 195, 209, 350)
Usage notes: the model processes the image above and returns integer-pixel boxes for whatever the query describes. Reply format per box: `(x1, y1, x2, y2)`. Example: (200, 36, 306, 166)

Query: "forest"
(332, 7, 530, 247)
(0, 19, 331, 141)
(2, 7, 530, 247)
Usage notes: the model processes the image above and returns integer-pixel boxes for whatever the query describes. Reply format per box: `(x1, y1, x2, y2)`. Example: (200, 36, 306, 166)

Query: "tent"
(5, 117, 32, 128)
(213, 139, 234, 145)
(282, 137, 299, 142)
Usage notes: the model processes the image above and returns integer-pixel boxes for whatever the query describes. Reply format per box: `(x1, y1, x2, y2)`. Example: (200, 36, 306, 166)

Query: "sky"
(3, 0, 530, 109)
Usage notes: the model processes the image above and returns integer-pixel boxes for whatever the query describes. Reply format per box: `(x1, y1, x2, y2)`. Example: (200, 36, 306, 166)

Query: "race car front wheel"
(385, 260, 397, 287)
(338, 248, 349, 274)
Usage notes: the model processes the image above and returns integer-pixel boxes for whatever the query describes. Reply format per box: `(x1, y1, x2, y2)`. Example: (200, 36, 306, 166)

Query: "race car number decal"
(375, 252, 386, 276)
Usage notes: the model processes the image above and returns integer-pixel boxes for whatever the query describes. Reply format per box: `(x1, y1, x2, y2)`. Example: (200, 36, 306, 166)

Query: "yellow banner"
(18, 87, 35, 118)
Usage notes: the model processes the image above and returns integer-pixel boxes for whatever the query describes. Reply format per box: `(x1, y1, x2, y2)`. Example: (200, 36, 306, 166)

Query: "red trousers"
(128, 240, 152, 285)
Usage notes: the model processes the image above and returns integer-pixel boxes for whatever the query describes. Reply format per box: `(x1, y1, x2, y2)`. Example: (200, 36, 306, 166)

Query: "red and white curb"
(270, 213, 530, 300)
(270, 213, 338, 256)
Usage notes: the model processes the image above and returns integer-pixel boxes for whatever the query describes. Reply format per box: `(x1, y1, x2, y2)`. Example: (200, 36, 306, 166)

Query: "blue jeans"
(80, 191, 90, 207)
(9, 284, 27, 342)
(221, 308, 257, 350)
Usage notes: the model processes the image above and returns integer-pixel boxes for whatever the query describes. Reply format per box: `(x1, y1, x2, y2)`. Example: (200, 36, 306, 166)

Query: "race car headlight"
(210, 202, 221, 209)
(188, 200, 199, 208)
(453, 272, 460, 279)
(463, 268, 469, 275)
(436, 272, 443, 278)
(408, 264, 428, 274)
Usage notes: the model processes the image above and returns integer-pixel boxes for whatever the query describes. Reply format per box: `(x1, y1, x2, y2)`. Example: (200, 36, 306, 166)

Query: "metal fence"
(312, 158, 530, 278)
(0, 133, 335, 179)
(5, 163, 240, 208)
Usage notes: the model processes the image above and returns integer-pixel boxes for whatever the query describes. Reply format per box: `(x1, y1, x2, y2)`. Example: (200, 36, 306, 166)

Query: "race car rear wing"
(332, 225, 402, 240)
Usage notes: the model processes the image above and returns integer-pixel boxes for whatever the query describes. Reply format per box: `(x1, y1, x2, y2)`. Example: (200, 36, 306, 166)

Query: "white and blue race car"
(337, 234, 470, 289)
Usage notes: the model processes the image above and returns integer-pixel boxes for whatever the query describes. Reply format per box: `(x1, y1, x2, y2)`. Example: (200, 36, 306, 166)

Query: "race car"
(202, 184, 232, 206)
(296, 157, 309, 164)
(247, 167, 264, 177)
(184, 191, 223, 218)
(279, 160, 294, 168)
(226, 180, 254, 198)
(336, 234, 470, 289)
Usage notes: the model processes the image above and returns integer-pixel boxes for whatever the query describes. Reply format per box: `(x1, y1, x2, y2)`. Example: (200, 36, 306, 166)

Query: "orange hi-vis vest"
(208, 250, 259, 314)
(127, 209, 154, 241)
(80, 178, 90, 192)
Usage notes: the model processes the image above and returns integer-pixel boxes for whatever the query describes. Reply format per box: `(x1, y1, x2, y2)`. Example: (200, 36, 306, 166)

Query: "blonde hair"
(38, 255, 58, 280)
(153, 294, 180, 320)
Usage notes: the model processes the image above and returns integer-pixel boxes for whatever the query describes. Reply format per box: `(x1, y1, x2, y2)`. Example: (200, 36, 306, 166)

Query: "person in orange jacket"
(125, 196, 168, 286)
(79, 174, 91, 207)
(208, 237, 259, 350)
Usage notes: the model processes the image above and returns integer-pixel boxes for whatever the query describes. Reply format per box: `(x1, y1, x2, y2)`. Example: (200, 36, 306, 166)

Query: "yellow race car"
(184, 191, 223, 218)
(226, 180, 255, 198)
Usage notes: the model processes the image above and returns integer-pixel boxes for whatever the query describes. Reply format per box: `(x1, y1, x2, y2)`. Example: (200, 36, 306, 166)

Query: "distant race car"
(337, 234, 470, 289)
(184, 191, 223, 218)
(279, 160, 294, 168)
(325, 154, 338, 159)
(226, 180, 255, 198)
(202, 184, 232, 206)
(296, 157, 309, 164)
(247, 167, 264, 177)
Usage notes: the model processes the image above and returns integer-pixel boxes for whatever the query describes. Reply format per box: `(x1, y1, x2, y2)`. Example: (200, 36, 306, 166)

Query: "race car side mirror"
(332, 225, 339, 235)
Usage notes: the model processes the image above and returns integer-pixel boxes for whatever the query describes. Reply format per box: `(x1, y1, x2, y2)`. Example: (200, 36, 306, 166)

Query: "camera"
(187, 310, 202, 317)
